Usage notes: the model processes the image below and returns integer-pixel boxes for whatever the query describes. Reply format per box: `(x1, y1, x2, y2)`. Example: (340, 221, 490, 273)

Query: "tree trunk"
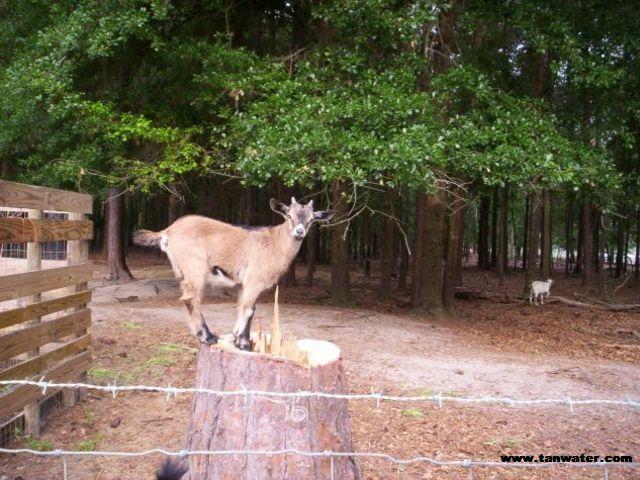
(524, 194, 541, 292)
(243, 187, 256, 225)
(168, 191, 182, 226)
(497, 187, 507, 284)
(564, 195, 574, 276)
(105, 186, 133, 281)
(581, 200, 593, 285)
(280, 262, 297, 286)
(305, 224, 318, 286)
(522, 197, 529, 270)
(490, 188, 498, 268)
(411, 189, 446, 315)
(330, 181, 352, 303)
(478, 195, 490, 269)
(636, 210, 640, 280)
(541, 189, 552, 277)
(615, 210, 625, 278)
(379, 192, 395, 297)
(183, 344, 362, 480)
(443, 189, 465, 312)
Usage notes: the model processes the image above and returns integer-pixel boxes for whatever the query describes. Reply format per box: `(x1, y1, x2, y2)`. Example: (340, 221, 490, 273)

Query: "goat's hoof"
(201, 334, 218, 345)
(234, 337, 251, 351)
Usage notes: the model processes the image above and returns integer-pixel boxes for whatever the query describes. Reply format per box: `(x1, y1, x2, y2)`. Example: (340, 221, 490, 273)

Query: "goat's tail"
(133, 229, 162, 248)
(156, 459, 187, 480)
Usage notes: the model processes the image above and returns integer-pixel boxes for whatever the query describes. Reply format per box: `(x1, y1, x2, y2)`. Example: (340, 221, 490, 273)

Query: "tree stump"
(183, 339, 362, 480)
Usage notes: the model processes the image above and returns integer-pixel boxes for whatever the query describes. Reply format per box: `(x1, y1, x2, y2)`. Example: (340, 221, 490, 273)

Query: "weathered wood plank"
(0, 218, 93, 243)
(0, 290, 92, 330)
(0, 351, 91, 421)
(0, 309, 91, 362)
(63, 211, 91, 406)
(0, 264, 92, 302)
(23, 209, 42, 435)
(0, 180, 92, 214)
(0, 335, 91, 381)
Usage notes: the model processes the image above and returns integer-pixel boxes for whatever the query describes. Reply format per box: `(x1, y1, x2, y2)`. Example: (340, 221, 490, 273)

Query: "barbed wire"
(1, 379, 639, 411)
(0, 447, 638, 473)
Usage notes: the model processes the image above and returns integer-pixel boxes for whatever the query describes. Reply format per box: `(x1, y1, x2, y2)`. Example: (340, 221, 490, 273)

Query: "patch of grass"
(88, 367, 135, 383)
(485, 436, 523, 449)
(158, 342, 196, 354)
(25, 437, 54, 451)
(75, 433, 104, 452)
(83, 409, 95, 429)
(412, 388, 461, 399)
(401, 408, 425, 418)
(145, 355, 174, 368)
(413, 388, 434, 397)
(121, 321, 141, 330)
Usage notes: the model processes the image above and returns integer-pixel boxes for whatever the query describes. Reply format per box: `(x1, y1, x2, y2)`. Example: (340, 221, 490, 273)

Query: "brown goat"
(133, 197, 333, 350)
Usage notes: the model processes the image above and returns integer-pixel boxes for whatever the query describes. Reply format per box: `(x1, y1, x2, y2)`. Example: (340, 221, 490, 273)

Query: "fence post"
(63, 211, 90, 406)
(23, 208, 42, 435)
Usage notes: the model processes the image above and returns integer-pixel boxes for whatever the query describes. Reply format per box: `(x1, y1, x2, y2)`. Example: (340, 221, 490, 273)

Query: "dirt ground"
(1, 252, 639, 479)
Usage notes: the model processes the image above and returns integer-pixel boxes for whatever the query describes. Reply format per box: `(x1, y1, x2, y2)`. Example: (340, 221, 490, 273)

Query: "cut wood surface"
(0, 180, 93, 214)
(0, 350, 91, 420)
(184, 343, 362, 480)
(0, 264, 92, 302)
(0, 218, 93, 243)
(0, 309, 90, 362)
(0, 334, 91, 381)
(0, 290, 91, 330)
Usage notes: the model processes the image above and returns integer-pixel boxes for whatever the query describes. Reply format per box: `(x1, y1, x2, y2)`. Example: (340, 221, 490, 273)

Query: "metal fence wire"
(0, 379, 639, 479)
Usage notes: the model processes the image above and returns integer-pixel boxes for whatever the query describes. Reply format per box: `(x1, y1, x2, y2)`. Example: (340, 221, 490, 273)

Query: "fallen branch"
(454, 288, 640, 312)
(549, 295, 640, 312)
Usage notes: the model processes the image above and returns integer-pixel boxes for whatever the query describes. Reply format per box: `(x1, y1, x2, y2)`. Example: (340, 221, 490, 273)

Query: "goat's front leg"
(233, 303, 255, 351)
(233, 287, 260, 351)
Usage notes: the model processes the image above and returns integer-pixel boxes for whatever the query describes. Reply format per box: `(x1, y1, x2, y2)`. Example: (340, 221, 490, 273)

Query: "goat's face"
(270, 197, 335, 240)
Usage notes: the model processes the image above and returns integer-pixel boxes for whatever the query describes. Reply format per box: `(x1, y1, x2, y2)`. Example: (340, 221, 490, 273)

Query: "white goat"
(529, 278, 554, 305)
(133, 197, 333, 350)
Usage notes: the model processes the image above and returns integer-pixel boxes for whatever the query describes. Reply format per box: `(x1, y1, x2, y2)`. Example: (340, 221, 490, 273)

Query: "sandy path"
(91, 276, 640, 401)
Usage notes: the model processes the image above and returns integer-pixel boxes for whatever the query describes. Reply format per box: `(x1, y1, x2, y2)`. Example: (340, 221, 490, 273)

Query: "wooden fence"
(0, 180, 93, 438)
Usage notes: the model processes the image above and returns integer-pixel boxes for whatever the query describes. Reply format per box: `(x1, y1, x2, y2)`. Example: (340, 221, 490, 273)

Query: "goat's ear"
(270, 198, 289, 218)
(313, 210, 334, 222)
(307, 199, 314, 209)
(290, 196, 298, 205)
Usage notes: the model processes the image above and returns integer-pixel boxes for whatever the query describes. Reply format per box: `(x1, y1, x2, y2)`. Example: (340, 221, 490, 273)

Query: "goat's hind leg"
(180, 278, 217, 345)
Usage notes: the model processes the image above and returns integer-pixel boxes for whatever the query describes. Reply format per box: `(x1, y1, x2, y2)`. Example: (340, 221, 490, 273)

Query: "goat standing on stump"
(133, 197, 333, 350)
(529, 278, 554, 305)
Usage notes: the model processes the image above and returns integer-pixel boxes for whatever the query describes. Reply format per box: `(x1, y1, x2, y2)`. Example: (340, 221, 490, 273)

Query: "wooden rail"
(0, 264, 92, 303)
(0, 218, 93, 243)
(0, 180, 92, 214)
(0, 181, 93, 435)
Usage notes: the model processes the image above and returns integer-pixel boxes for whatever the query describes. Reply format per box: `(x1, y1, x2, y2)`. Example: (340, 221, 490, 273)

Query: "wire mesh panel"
(0, 210, 68, 261)
(39, 391, 65, 422)
(42, 212, 68, 261)
(0, 210, 27, 259)
(0, 413, 24, 448)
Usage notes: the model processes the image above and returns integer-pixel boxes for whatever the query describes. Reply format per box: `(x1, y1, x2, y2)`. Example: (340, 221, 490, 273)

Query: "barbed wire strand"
(1, 447, 638, 470)
(1, 379, 639, 410)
